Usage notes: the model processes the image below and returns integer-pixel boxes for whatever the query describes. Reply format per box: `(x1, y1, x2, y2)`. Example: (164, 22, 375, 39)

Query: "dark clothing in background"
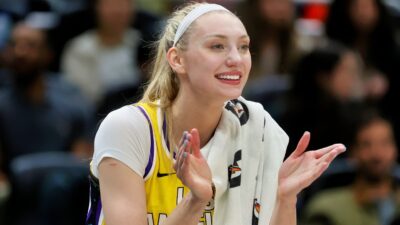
(0, 74, 93, 173)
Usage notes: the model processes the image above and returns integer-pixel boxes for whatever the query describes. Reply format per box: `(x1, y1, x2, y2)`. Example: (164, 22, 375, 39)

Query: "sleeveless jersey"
(86, 102, 214, 225)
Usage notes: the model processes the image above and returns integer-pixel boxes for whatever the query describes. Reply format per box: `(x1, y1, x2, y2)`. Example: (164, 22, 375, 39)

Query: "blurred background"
(0, 0, 399, 224)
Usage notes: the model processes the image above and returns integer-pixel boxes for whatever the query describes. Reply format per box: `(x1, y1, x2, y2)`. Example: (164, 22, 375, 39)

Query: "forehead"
(12, 25, 45, 42)
(190, 12, 248, 39)
(358, 120, 392, 138)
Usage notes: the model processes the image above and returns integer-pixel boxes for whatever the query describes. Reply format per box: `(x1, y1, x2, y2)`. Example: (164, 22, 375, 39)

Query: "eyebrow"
(204, 34, 250, 40)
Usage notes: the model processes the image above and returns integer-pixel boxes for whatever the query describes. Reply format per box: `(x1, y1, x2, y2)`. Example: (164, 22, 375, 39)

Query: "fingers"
(174, 135, 190, 171)
(291, 131, 310, 158)
(300, 152, 335, 189)
(317, 145, 345, 166)
(178, 141, 191, 174)
(173, 128, 203, 176)
(302, 146, 345, 188)
(177, 131, 189, 150)
(190, 128, 202, 157)
(302, 161, 330, 189)
(180, 140, 192, 167)
(314, 144, 346, 159)
(174, 131, 188, 158)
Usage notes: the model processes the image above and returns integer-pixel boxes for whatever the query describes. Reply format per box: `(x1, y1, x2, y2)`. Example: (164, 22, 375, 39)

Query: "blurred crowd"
(0, 0, 400, 224)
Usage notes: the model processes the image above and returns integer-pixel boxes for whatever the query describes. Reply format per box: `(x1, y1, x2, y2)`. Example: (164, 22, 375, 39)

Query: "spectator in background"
(0, 16, 94, 224)
(236, 0, 302, 118)
(281, 42, 365, 154)
(302, 110, 400, 225)
(238, 0, 299, 80)
(0, 18, 94, 168)
(325, 0, 400, 103)
(61, 0, 144, 113)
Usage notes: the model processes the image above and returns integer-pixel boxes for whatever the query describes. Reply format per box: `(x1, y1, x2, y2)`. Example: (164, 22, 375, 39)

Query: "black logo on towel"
(225, 99, 249, 126)
(252, 198, 261, 225)
(228, 150, 242, 188)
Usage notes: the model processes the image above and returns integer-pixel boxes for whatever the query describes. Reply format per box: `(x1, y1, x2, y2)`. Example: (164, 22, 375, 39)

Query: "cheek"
(384, 147, 397, 163)
(331, 73, 349, 96)
(185, 52, 220, 74)
(183, 57, 214, 85)
(246, 55, 252, 73)
(332, 68, 359, 98)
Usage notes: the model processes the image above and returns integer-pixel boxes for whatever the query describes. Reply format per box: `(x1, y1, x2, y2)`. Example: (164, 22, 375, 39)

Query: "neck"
(352, 176, 393, 205)
(263, 30, 279, 44)
(354, 35, 369, 59)
(170, 92, 224, 148)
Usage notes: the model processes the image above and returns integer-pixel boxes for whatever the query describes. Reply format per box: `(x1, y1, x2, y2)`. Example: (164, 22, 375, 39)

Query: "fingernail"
(183, 152, 187, 158)
(183, 140, 188, 148)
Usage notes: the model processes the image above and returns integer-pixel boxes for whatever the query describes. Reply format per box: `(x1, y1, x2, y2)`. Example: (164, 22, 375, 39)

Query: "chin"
(222, 91, 242, 101)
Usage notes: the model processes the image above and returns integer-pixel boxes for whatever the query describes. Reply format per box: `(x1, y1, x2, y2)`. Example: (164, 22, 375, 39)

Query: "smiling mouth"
(215, 74, 241, 81)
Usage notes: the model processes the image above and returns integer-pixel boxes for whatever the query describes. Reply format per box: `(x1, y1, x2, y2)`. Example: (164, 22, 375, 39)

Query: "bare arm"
(99, 157, 147, 225)
(270, 132, 346, 225)
(270, 197, 297, 225)
(98, 129, 212, 225)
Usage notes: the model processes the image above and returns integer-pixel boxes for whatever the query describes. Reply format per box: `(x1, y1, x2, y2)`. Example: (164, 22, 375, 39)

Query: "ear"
(166, 47, 186, 75)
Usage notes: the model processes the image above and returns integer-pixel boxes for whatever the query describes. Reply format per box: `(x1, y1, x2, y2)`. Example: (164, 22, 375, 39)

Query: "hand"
(174, 128, 213, 204)
(277, 132, 346, 202)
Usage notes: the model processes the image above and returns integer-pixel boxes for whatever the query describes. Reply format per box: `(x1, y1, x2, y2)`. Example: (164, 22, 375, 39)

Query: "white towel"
(206, 97, 289, 225)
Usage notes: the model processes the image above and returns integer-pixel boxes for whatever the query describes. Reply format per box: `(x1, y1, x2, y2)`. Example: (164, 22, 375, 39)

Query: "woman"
(237, 0, 299, 79)
(282, 43, 365, 153)
(325, 0, 399, 101)
(86, 2, 345, 225)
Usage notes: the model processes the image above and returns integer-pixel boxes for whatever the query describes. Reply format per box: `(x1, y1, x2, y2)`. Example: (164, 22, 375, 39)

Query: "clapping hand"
(174, 128, 213, 204)
(277, 131, 346, 201)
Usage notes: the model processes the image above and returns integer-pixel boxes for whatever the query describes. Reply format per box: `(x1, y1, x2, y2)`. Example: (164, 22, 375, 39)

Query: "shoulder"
(303, 187, 355, 225)
(306, 187, 352, 213)
(100, 105, 148, 130)
(92, 105, 152, 178)
(95, 105, 151, 142)
(93, 105, 151, 167)
(64, 30, 97, 54)
(125, 29, 142, 46)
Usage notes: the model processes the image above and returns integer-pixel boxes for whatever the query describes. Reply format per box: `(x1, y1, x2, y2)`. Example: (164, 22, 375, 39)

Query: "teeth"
(217, 74, 240, 80)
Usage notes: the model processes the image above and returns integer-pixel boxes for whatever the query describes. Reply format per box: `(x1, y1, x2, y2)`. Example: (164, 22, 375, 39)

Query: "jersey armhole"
(135, 105, 156, 180)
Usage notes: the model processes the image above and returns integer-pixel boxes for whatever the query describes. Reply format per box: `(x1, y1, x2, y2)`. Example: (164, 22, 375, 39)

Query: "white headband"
(173, 4, 230, 47)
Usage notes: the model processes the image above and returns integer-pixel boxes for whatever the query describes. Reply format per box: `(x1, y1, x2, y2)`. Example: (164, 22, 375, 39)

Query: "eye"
(211, 44, 225, 50)
(239, 44, 250, 52)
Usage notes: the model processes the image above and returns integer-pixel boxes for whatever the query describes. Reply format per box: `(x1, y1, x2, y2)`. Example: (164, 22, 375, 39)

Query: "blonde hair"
(141, 2, 205, 108)
(140, 2, 234, 151)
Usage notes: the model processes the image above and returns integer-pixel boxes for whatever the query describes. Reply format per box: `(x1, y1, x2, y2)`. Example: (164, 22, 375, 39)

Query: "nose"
(226, 47, 242, 67)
